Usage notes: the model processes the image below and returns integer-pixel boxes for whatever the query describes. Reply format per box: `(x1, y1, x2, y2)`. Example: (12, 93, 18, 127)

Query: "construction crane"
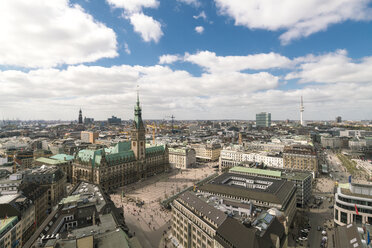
(165, 115, 175, 134)
(146, 122, 157, 145)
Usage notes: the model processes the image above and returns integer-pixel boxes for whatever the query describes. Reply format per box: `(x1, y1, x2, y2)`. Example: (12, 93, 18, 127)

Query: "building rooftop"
(199, 173, 295, 207)
(67, 182, 106, 212)
(340, 188, 372, 200)
(50, 154, 74, 161)
(0, 194, 20, 204)
(0, 216, 18, 238)
(35, 157, 66, 165)
(334, 223, 369, 248)
(178, 191, 227, 227)
(229, 166, 281, 178)
(215, 217, 262, 248)
(281, 171, 312, 181)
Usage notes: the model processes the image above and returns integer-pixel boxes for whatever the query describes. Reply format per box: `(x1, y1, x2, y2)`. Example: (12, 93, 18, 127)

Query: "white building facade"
(219, 148, 283, 171)
(169, 147, 196, 169)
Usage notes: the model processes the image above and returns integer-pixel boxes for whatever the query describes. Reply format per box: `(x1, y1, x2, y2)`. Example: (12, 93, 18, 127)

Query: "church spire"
(78, 108, 83, 124)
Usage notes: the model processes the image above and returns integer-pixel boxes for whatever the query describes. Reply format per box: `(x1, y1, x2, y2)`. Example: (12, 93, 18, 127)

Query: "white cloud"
(0, 0, 117, 68)
(158, 54, 181, 64)
(129, 13, 163, 43)
(286, 50, 372, 84)
(195, 26, 204, 34)
(107, 0, 159, 13)
(214, 0, 372, 44)
(107, 0, 163, 43)
(184, 50, 292, 72)
(1, 49, 372, 120)
(193, 11, 207, 20)
(0, 63, 280, 120)
(177, 0, 200, 7)
(124, 42, 131, 54)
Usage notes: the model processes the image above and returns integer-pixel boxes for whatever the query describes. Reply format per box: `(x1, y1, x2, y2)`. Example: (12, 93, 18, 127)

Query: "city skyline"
(1, 0, 372, 120)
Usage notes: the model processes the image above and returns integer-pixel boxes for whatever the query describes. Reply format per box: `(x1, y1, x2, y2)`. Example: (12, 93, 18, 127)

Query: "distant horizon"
(1, 118, 370, 123)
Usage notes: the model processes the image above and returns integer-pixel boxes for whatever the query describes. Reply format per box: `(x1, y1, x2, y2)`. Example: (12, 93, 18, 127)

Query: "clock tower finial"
(132, 86, 145, 160)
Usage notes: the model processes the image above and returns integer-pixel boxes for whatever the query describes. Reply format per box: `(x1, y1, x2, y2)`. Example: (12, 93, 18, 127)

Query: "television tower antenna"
(300, 96, 304, 126)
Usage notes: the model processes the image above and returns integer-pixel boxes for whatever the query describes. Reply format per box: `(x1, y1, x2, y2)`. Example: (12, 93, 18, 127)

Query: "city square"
(110, 164, 217, 248)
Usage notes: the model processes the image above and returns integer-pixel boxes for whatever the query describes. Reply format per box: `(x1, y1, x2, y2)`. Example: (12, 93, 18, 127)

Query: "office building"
(23, 166, 66, 213)
(19, 183, 48, 228)
(24, 182, 139, 248)
(320, 135, 349, 149)
(228, 167, 312, 208)
(107, 115, 121, 125)
(334, 182, 372, 226)
(0, 174, 22, 195)
(219, 148, 283, 172)
(336, 116, 342, 123)
(34, 157, 72, 183)
(0, 216, 21, 248)
(15, 150, 33, 168)
(0, 194, 35, 246)
(197, 172, 297, 231)
(256, 112, 271, 128)
(73, 94, 169, 191)
(190, 143, 222, 161)
(84, 117, 94, 124)
(283, 145, 318, 173)
(171, 191, 286, 248)
(169, 147, 196, 169)
(340, 130, 372, 138)
(81, 131, 99, 144)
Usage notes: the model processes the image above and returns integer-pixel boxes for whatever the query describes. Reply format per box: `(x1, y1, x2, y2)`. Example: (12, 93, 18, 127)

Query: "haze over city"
(1, 0, 372, 120)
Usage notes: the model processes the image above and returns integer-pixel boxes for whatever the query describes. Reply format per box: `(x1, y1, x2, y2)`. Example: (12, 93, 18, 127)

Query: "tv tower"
(300, 96, 304, 126)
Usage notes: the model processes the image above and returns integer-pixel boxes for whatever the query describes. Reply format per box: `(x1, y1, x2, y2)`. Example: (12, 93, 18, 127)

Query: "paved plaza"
(110, 163, 217, 248)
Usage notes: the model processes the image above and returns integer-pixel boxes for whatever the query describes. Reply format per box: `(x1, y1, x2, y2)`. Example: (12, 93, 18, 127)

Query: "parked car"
(317, 226, 322, 231)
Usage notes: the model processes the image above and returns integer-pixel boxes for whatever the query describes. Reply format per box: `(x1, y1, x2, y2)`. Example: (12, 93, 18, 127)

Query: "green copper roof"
(36, 157, 66, 165)
(50, 154, 74, 161)
(77, 142, 136, 167)
(146, 145, 165, 154)
(134, 92, 143, 129)
(103, 151, 135, 164)
(229, 166, 281, 177)
(168, 147, 187, 155)
(105, 141, 131, 153)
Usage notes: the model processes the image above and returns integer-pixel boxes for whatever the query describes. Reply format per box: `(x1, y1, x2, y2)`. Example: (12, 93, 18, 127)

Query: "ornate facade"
(72, 94, 169, 191)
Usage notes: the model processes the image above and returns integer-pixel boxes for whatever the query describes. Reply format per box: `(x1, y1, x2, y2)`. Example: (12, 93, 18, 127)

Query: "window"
(340, 211, 347, 224)
(354, 214, 362, 224)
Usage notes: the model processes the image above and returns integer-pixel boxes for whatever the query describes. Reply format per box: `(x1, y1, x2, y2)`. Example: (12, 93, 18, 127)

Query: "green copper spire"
(134, 86, 143, 129)
(137, 85, 140, 105)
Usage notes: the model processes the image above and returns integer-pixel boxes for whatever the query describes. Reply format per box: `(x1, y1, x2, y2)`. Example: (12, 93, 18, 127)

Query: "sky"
(1, 0, 372, 121)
